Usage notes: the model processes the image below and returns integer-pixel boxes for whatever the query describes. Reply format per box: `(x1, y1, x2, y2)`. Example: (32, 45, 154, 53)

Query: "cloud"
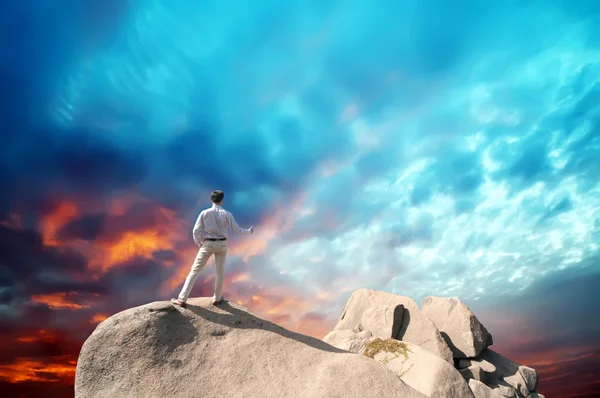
(0, 328, 80, 385)
(29, 292, 90, 311)
(1, 1, 600, 396)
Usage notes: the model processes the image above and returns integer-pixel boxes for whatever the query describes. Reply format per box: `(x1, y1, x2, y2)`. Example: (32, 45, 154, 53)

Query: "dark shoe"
(212, 297, 224, 305)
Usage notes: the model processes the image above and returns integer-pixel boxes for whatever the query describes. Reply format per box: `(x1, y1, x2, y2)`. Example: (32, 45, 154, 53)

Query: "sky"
(1, 0, 599, 397)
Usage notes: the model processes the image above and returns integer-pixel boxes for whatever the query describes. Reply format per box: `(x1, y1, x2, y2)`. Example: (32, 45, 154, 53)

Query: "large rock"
(322, 328, 374, 353)
(457, 358, 496, 387)
(322, 331, 475, 398)
(458, 358, 496, 374)
(334, 289, 406, 339)
(75, 298, 426, 398)
(422, 296, 491, 358)
(479, 349, 538, 397)
(459, 365, 488, 383)
(467, 379, 503, 398)
(332, 289, 453, 363)
(365, 339, 475, 398)
(458, 349, 539, 398)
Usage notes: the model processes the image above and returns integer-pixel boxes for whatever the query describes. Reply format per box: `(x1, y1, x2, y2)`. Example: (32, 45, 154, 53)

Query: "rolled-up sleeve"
(192, 212, 205, 245)
(228, 212, 252, 235)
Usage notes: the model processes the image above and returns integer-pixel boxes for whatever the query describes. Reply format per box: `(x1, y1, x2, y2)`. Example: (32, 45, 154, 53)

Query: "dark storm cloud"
(53, 133, 148, 191)
(56, 214, 105, 242)
(0, 381, 73, 398)
(3, 127, 150, 206)
(56, 200, 173, 243)
(98, 257, 172, 292)
(0, 225, 106, 301)
(0, 328, 80, 366)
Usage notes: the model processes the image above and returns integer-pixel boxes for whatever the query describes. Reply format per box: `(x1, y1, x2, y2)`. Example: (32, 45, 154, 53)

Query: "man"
(171, 190, 254, 306)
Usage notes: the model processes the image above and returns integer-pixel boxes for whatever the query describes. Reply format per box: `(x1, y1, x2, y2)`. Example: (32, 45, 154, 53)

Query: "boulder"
(479, 349, 538, 396)
(459, 366, 488, 383)
(322, 329, 374, 353)
(365, 338, 475, 398)
(486, 380, 520, 398)
(457, 358, 496, 374)
(334, 289, 405, 339)
(467, 379, 503, 398)
(457, 357, 498, 387)
(333, 289, 453, 363)
(516, 365, 538, 392)
(75, 298, 426, 398)
(422, 296, 491, 358)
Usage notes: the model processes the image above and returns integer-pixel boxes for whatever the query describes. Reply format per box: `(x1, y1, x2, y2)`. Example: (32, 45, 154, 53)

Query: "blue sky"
(1, 1, 599, 396)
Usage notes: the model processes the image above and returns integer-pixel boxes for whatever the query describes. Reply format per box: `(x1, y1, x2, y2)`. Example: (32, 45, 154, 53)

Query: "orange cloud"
(0, 357, 76, 383)
(34, 191, 315, 284)
(16, 330, 58, 344)
(91, 314, 108, 324)
(98, 204, 189, 272)
(86, 202, 184, 272)
(40, 201, 79, 247)
(93, 228, 175, 272)
(35, 196, 190, 273)
(30, 292, 88, 310)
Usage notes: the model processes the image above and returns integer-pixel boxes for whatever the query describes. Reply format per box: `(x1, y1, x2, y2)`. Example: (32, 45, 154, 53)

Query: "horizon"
(1, 1, 599, 397)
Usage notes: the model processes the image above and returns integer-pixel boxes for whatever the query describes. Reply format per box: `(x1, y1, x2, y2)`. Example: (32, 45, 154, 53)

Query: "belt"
(204, 237, 227, 241)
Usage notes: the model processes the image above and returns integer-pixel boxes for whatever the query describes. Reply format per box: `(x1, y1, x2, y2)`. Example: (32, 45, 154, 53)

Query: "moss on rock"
(363, 338, 408, 360)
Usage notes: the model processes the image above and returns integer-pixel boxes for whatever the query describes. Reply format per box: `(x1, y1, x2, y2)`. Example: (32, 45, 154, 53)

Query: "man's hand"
(249, 226, 254, 234)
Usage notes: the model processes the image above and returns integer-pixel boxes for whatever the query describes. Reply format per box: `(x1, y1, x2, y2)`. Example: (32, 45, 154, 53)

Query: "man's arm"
(192, 211, 205, 246)
(228, 212, 253, 235)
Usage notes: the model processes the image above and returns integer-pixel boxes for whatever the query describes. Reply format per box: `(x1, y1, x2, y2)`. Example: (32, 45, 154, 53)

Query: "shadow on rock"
(395, 305, 411, 340)
(182, 301, 349, 354)
(144, 304, 199, 364)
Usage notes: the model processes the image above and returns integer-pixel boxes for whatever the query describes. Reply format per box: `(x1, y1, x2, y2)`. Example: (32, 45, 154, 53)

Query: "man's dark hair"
(211, 190, 225, 204)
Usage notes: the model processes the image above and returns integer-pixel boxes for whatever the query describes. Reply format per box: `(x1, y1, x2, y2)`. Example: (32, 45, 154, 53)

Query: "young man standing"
(171, 190, 254, 306)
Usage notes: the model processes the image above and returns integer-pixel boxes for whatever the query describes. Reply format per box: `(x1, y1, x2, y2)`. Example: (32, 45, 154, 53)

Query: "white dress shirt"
(192, 204, 252, 245)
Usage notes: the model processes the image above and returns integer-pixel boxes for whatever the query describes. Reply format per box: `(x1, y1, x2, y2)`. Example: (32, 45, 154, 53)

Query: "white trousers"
(178, 240, 228, 302)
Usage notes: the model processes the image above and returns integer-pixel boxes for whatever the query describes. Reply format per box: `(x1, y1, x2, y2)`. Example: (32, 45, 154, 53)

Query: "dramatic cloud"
(1, 0, 599, 396)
